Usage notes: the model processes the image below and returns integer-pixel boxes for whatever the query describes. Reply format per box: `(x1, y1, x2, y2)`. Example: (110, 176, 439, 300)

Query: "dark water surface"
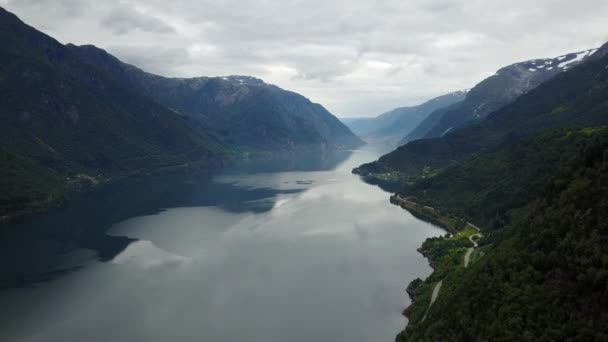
(0, 147, 443, 342)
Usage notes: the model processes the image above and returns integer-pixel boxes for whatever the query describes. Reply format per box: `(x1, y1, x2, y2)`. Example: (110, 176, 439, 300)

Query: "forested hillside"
(399, 127, 608, 341)
(0, 7, 361, 220)
(0, 8, 223, 220)
(354, 41, 608, 188)
(367, 42, 608, 341)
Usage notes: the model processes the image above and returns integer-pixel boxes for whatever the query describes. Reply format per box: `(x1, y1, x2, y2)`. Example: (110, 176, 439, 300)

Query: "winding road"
(464, 224, 482, 268)
(421, 223, 483, 321)
(391, 195, 485, 320)
(421, 280, 443, 321)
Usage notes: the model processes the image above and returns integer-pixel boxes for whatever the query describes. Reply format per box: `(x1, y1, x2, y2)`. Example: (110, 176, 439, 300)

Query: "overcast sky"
(2, 0, 607, 117)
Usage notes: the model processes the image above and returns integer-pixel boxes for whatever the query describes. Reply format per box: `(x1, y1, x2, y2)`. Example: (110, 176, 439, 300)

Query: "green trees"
(399, 129, 608, 341)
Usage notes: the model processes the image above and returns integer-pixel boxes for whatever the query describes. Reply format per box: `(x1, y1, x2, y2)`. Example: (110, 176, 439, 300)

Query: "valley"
(1, 3, 608, 342)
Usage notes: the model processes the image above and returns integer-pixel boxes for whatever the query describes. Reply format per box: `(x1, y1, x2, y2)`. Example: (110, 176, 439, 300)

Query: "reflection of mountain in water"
(225, 150, 353, 173)
(0, 151, 352, 289)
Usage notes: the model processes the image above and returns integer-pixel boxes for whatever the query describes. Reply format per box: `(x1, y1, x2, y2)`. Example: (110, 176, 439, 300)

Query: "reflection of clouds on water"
(111, 240, 191, 269)
(0, 146, 448, 342)
(272, 198, 290, 209)
(301, 224, 355, 236)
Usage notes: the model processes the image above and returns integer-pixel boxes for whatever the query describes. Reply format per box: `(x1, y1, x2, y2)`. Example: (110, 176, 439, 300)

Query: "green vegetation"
(406, 128, 608, 232)
(399, 133, 608, 341)
(353, 44, 608, 340)
(392, 128, 608, 340)
(0, 147, 65, 220)
(355, 44, 608, 188)
(391, 195, 467, 233)
(0, 8, 363, 221)
(0, 8, 224, 219)
(402, 223, 481, 323)
(0, 7, 362, 221)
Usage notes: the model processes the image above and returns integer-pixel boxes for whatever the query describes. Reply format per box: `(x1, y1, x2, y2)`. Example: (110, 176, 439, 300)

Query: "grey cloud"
(100, 5, 175, 35)
(109, 45, 191, 76)
(6, 0, 88, 15)
(3, 0, 608, 116)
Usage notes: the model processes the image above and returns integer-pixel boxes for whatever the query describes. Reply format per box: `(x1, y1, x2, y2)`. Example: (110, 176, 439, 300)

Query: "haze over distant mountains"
(342, 90, 467, 147)
(354, 40, 608, 188)
(344, 46, 602, 149)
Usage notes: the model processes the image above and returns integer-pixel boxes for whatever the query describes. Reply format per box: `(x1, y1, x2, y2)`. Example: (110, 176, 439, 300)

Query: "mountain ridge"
(68, 44, 363, 156)
(343, 90, 467, 147)
(354, 40, 608, 188)
(403, 47, 600, 143)
(0, 7, 361, 220)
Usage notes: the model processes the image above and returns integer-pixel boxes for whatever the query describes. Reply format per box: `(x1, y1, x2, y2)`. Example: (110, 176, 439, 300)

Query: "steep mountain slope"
(398, 127, 608, 341)
(354, 41, 608, 188)
(343, 90, 466, 143)
(403, 48, 599, 143)
(0, 7, 223, 219)
(402, 102, 460, 144)
(0, 7, 363, 219)
(68, 45, 363, 156)
(406, 127, 608, 233)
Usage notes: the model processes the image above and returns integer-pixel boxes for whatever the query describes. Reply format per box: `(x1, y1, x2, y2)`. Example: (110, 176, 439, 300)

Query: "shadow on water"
(0, 150, 352, 289)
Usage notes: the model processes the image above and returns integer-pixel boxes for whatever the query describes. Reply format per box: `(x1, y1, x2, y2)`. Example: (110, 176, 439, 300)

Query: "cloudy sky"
(2, 0, 607, 117)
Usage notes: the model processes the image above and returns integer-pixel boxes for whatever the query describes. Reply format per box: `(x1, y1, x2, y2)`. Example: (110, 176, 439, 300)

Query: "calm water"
(0, 147, 443, 342)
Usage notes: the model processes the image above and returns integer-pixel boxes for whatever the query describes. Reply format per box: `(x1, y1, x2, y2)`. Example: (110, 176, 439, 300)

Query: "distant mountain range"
(343, 47, 598, 149)
(342, 90, 467, 146)
(0, 7, 361, 220)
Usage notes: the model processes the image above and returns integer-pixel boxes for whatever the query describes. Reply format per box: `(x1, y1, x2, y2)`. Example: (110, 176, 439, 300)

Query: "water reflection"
(0, 147, 444, 342)
(0, 150, 353, 288)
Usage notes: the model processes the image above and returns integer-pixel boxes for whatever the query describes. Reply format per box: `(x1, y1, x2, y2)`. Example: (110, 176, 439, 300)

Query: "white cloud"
(4, 0, 608, 117)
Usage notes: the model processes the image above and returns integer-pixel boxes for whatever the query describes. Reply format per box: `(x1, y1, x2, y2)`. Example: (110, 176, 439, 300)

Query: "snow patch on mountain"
(218, 75, 267, 86)
(558, 49, 598, 69)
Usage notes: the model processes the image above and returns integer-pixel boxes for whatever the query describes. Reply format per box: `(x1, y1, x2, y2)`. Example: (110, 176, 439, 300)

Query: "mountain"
(0, 7, 225, 220)
(397, 127, 608, 341)
(402, 48, 599, 143)
(68, 45, 363, 157)
(0, 7, 361, 220)
(380, 43, 608, 341)
(354, 41, 608, 188)
(342, 90, 467, 145)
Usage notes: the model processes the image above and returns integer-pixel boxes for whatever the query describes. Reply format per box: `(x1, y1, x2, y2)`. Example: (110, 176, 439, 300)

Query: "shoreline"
(0, 162, 221, 225)
(390, 194, 482, 323)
